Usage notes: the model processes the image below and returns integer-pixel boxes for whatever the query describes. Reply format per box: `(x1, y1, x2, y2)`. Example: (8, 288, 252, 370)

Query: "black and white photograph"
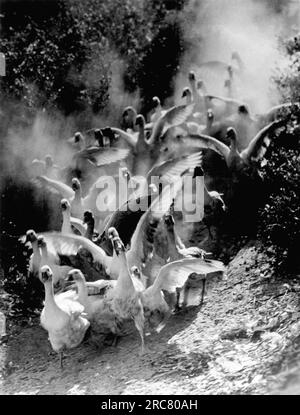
(0, 0, 299, 398)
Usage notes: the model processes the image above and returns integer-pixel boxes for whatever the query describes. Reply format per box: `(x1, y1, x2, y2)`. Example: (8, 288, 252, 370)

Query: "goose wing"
(39, 232, 110, 267)
(127, 180, 184, 268)
(110, 127, 137, 148)
(177, 134, 230, 160)
(76, 147, 129, 167)
(148, 103, 195, 145)
(97, 194, 153, 255)
(146, 152, 202, 185)
(152, 258, 225, 293)
(32, 175, 74, 199)
(205, 94, 246, 108)
(260, 102, 299, 123)
(70, 217, 87, 235)
(240, 118, 287, 162)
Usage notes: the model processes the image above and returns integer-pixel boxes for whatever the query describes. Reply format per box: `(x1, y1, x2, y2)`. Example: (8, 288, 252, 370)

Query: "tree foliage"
(0, 0, 186, 114)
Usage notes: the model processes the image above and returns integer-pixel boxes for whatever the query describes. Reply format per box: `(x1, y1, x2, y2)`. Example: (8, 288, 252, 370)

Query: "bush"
(257, 35, 300, 274)
(258, 142, 300, 273)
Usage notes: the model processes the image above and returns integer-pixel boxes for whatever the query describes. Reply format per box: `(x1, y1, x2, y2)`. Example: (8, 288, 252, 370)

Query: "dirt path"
(1, 244, 300, 395)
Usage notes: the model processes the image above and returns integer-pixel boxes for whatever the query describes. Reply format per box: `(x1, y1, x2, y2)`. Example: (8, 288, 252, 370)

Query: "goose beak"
(112, 237, 123, 254)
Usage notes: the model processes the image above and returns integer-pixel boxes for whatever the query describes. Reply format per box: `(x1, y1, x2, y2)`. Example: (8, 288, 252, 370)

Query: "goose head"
(226, 127, 238, 147)
(40, 265, 53, 284)
(67, 268, 85, 283)
(37, 235, 46, 249)
(182, 86, 192, 99)
(152, 96, 161, 109)
(61, 198, 70, 212)
(135, 114, 145, 129)
(73, 131, 85, 147)
(208, 190, 226, 211)
(108, 227, 124, 255)
(74, 132, 83, 143)
(71, 177, 81, 192)
(94, 129, 104, 147)
(25, 229, 38, 244)
(83, 210, 94, 225)
(123, 106, 136, 119)
(122, 106, 137, 129)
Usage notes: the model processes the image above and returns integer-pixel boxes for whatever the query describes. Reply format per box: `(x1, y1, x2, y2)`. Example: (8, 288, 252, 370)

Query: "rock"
(219, 327, 248, 341)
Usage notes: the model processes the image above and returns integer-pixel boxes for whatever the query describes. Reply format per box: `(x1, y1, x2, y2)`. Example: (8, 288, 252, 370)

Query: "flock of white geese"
(20, 51, 295, 368)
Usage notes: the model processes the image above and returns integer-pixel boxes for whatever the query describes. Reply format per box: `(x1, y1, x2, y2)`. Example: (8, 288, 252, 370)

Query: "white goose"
(35, 231, 112, 277)
(168, 118, 287, 174)
(33, 176, 100, 219)
(150, 96, 167, 123)
(140, 257, 225, 332)
(66, 268, 143, 320)
(40, 265, 90, 368)
(93, 227, 145, 353)
(61, 198, 87, 235)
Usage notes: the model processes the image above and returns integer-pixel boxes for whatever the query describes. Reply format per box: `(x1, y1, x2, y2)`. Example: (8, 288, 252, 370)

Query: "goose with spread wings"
(110, 104, 195, 175)
(169, 118, 288, 174)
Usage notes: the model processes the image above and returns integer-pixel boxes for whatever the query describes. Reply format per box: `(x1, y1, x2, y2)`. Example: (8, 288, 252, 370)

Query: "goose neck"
(74, 187, 82, 201)
(76, 280, 89, 309)
(85, 221, 94, 240)
(44, 281, 58, 309)
(166, 228, 179, 260)
(116, 251, 135, 291)
(32, 240, 39, 255)
(41, 245, 48, 262)
(186, 93, 193, 105)
(62, 210, 71, 233)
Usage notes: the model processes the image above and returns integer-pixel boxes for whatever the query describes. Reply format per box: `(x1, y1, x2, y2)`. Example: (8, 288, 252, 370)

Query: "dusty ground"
(1, 242, 300, 395)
